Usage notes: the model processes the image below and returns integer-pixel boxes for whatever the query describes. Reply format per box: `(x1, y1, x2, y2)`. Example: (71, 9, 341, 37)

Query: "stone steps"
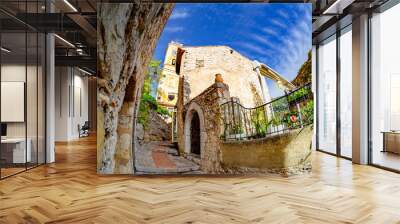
(184, 154, 201, 165)
(135, 141, 200, 174)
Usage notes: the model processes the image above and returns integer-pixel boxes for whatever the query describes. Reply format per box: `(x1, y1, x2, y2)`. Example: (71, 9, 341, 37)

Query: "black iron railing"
(220, 83, 313, 141)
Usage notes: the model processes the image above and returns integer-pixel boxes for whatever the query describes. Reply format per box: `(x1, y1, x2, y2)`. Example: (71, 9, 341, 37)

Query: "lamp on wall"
(54, 34, 75, 48)
(1, 47, 11, 53)
(322, 0, 355, 15)
(78, 67, 93, 76)
(63, 0, 78, 12)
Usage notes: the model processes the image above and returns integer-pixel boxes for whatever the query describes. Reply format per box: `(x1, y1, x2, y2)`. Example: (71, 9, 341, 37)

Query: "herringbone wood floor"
(1, 135, 400, 224)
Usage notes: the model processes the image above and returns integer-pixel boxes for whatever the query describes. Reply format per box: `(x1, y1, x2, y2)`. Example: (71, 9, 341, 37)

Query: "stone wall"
(97, 3, 174, 174)
(177, 77, 313, 175)
(177, 79, 230, 173)
(220, 125, 313, 176)
(181, 46, 271, 108)
(157, 44, 272, 110)
(142, 110, 171, 142)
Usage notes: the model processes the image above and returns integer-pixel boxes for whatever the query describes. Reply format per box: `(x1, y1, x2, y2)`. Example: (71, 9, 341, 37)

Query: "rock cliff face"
(141, 110, 172, 143)
(97, 2, 174, 174)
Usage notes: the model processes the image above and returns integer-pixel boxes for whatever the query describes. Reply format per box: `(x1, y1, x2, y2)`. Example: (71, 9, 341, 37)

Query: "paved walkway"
(135, 141, 201, 174)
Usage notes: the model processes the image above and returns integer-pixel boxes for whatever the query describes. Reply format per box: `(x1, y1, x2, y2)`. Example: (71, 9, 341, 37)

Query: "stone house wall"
(156, 42, 182, 109)
(180, 46, 271, 108)
(157, 44, 272, 111)
(177, 80, 230, 173)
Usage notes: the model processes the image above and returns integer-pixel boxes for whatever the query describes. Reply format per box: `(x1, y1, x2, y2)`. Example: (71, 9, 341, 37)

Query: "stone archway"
(184, 102, 206, 157)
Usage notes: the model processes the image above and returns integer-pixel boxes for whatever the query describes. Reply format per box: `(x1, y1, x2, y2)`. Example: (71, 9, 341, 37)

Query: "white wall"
(1, 65, 37, 137)
(55, 67, 89, 141)
(1, 65, 26, 138)
(1, 63, 46, 164)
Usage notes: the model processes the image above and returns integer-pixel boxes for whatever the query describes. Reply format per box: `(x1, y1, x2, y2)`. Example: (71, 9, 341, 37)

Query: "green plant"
(267, 116, 280, 130)
(292, 50, 311, 87)
(138, 59, 170, 128)
(157, 107, 170, 116)
(231, 124, 244, 135)
(287, 87, 311, 103)
(250, 108, 268, 137)
(301, 100, 314, 124)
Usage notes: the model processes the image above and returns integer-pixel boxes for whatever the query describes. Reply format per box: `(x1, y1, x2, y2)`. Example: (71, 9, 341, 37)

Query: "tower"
(156, 41, 183, 111)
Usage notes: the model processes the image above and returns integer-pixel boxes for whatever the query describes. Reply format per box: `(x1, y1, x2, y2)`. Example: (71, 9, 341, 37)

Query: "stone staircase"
(135, 141, 201, 174)
(184, 153, 201, 165)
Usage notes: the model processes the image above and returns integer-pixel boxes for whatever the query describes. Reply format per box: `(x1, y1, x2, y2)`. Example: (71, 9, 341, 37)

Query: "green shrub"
(301, 100, 314, 124)
(157, 106, 170, 116)
(232, 124, 244, 135)
(250, 108, 268, 137)
(287, 87, 311, 103)
(138, 59, 170, 128)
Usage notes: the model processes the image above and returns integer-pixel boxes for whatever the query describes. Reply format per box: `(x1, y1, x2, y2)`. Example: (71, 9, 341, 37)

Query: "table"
(1, 138, 32, 163)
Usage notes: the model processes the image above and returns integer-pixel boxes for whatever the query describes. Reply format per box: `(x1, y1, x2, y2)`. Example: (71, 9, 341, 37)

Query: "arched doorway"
(190, 112, 201, 155)
(184, 102, 205, 157)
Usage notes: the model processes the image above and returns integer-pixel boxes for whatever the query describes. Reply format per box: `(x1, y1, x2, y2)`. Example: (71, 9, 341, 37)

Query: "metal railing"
(220, 83, 313, 141)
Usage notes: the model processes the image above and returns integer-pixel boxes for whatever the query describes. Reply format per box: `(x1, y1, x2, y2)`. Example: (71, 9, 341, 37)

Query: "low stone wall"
(219, 125, 313, 176)
(176, 77, 313, 176)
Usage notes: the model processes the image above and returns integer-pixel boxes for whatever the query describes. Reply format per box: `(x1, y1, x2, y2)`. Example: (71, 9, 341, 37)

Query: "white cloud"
(277, 9, 290, 20)
(235, 42, 272, 58)
(271, 19, 287, 29)
(261, 27, 279, 37)
(272, 15, 311, 80)
(170, 9, 189, 19)
(250, 34, 275, 49)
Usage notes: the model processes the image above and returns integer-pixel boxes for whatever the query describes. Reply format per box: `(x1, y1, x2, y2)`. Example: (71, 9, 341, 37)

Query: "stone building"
(154, 42, 312, 175)
(156, 42, 182, 111)
(175, 75, 312, 175)
(157, 42, 271, 110)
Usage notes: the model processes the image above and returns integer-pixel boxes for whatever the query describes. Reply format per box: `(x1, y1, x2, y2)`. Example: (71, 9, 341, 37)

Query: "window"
(168, 94, 175, 101)
(340, 26, 352, 158)
(370, 3, 400, 171)
(0, 2, 46, 179)
(196, 59, 204, 68)
(317, 34, 337, 155)
(172, 59, 176, 65)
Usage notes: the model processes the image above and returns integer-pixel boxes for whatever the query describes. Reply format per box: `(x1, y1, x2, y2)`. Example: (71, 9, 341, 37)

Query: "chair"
(79, 121, 90, 138)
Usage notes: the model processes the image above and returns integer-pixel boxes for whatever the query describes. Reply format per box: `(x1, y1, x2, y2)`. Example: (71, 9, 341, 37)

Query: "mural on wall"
(97, 3, 313, 176)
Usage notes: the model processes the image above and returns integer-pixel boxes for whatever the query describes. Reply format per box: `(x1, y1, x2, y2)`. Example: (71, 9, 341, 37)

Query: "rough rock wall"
(97, 2, 174, 174)
(143, 110, 172, 142)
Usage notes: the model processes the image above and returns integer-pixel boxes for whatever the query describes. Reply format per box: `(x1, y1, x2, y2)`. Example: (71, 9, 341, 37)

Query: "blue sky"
(153, 3, 312, 98)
